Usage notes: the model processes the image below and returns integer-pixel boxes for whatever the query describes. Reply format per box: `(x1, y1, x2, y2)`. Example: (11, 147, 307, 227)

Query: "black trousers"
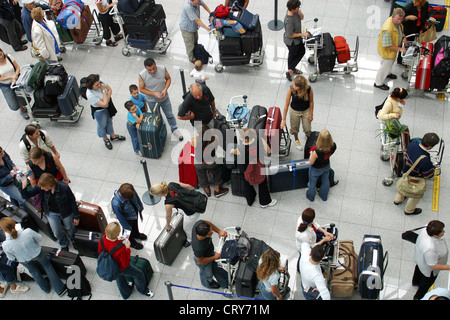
(242, 177, 272, 207)
(98, 12, 121, 40)
(126, 218, 141, 245)
(412, 265, 437, 300)
(0, 18, 22, 48)
(286, 40, 305, 72)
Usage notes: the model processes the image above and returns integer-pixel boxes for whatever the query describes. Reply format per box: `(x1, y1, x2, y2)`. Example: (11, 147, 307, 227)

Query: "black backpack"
(165, 182, 208, 215)
(67, 273, 92, 300)
(193, 43, 213, 65)
(20, 131, 46, 152)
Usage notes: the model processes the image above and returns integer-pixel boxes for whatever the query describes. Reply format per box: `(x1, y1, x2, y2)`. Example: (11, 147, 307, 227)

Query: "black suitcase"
(231, 167, 246, 197)
(235, 260, 257, 298)
(430, 35, 450, 91)
(219, 37, 242, 56)
(120, 0, 157, 26)
(357, 235, 389, 300)
(34, 87, 57, 109)
(41, 246, 87, 279)
(240, 19, 262, 55)
(23, 199, 57, 241)
(73, 229, 102, 258)
(304, 131, 320, 159)
(268, 159, 310, 193)
(317, 33, 336, 73)
(219, 54, 251, 66)
(57, 75, 80, 116)
(153, 211, 186, 265)
(118, 0, 145, 13)
(0, 197, 38, 232)
(247, 105, 267, 132)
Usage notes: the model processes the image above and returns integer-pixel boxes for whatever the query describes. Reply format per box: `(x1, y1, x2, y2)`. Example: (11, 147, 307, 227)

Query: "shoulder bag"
(395, 155, 427, 199)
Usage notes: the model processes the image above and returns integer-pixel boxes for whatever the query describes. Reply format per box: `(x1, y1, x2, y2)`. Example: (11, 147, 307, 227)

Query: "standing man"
(191, 220, 228, 289)
(178, 83, 216, 127)
(374, 8, 407, 90)
(394, 132, 439, 215)
(20, 0, 50, 42)
(139, 58, 183, 141)
(0, 0, 27, 51)
(299, 242, 330, 300)
(179, 0, 211, 63)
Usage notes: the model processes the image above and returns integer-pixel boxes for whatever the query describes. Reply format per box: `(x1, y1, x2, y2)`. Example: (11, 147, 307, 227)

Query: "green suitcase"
(27, 61, 47, 90)
(56, 22, 73, 43)
(126, 256, 154, 286)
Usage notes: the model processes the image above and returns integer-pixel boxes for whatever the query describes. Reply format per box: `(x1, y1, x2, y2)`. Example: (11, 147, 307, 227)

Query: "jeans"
(0, 84, 21, 111)
(194, 257, 228, 289)
(0, 182, 26, 207)
(47, 211, 76, 248)
(306, 164, 330, 202)
(147, 99, 178, 132)
(94, 109, 114, 139)
(258, 281, 276, 300)
(126, 122, 140, 153)
(0, 253, 17, 285)
(22, 249, 66, 294)
(116, 264, 150, 299)
(301, 283, 322, 300)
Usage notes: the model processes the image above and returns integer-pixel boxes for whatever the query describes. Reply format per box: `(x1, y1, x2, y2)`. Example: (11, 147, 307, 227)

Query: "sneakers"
(135, 151, 143, 156)
(131, 241, 144, 250)
(0, 284, 8, 298)
(260, 199, 277, 208)
(172, 129, 184, 141)
(10, 283, 30, 294)
(295, 140, 303, 151)
(58, 287, 68, 297)
(20, 109, 30, 120)
(214, 187, 229, 198)
(145, 290, 155, 298)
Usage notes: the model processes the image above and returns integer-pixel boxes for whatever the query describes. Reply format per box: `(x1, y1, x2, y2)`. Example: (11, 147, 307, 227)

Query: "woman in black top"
(306, 129, 336, 202)
(26, 147, 69, 187)
(281, 75, 314, 151)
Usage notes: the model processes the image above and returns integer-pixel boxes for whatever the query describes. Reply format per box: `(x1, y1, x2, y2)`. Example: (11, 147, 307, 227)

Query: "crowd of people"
(0, 0, 449, 301)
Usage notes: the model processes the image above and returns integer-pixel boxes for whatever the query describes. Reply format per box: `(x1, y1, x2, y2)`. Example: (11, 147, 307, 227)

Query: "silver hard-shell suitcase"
(153, 211, 187, 265)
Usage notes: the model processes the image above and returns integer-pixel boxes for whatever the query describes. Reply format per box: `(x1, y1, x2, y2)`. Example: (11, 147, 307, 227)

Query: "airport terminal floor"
(0, 0, 449, 302)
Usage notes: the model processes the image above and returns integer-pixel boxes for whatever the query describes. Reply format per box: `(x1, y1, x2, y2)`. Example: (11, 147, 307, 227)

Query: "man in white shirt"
(299, 242, 330, 300)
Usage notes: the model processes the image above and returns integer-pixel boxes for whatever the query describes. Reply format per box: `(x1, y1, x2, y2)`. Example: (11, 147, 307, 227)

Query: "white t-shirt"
(299, 242, 330, 300)
(414, 227, 448, 277)
(295, 217, 320, 252)
(0, 54, 16, 85)
(258, 258, 280, 291)
(190, 68, 206, 82)
(95, 0, 111, 14)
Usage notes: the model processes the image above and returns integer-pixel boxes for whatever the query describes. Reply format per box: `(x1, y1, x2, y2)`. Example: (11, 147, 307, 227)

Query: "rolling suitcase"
(125, 256, 154, 285)
(0, 197, 38, 232)
(76, 200, 108, 233)
(178, 141, 198, 188)
(334, 36, 351, 63)
(231, 167, 246, 197)
(127, 36, 159, 50)
(415, 42, 434, 90)
(137, 104, 167, 159)
(240, 18, 262, 54)
(430, 35, 450, 91)
(219, 37, 242, 56)
(69, 5, 93, 43)
(41, 246, 87, 279)
(235, 260, 257, 297)
(304, 131, 320, 159)
(357, 235, 389, 300)
(23, 199, 57, 241)
(317, 33, 336, 73)
(247, 105, 267, 133)
(329, 240, 358, 298)
(264, 106, 282, 147)
(429, 6, 447, 32)
(73, 229, 102, 258)
(57, 75, 80, 116)
(267, 159, 310, 193)
(153, 211, 187, 265)
(120, 0, 157, 26)
(44, 63, 68, 96)
(231, 3, 259, 30)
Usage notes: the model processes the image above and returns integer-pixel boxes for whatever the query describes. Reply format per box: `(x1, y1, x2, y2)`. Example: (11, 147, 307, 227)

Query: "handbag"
(395, 155, 427, 199)
(401, 226, 425, 244)
(244, 159, 266, 185)
(30, 44, 44, 60)
(418, 24, 437, 43)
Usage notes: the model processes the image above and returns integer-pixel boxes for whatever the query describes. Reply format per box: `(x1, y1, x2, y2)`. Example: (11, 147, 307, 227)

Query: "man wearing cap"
(21, 0, 50, 42)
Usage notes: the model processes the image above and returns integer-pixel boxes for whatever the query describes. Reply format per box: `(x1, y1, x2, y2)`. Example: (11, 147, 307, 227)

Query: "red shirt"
(98, 235, 130, 271)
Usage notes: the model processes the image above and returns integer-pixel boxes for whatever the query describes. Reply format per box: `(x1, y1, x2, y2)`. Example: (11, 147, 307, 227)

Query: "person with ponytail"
(376, 87, 408, 121)
(256, 248, 285, 300)
(0, 217, 67, 296)
(295, 208, 333, 272)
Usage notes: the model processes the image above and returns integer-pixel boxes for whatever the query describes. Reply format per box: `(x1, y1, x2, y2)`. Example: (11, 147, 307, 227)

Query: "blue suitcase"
(137, 104, 167, 159)
(57, 75, 80, 116)
(357, 235, 389, 300)
(118, 0, 144, 13)
(127, 36, 159, 50)
(267, 159, 310, 193)
(230, 3, 259, 30)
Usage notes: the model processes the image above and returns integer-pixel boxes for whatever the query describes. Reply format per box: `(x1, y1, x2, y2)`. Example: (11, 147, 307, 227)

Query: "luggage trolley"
(110, 4, 171, 57)
(210, 2, 264, 73)
(304, 18, 359, 83)
(11, 64, 84, 127)
(48, 6, 103, 52)
(379, 121, 407, 187)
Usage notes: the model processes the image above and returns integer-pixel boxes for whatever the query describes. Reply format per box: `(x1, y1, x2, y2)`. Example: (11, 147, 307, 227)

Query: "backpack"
(67, 273, 92, 300)
(96, 237, 124, 282)
(20, 131, 46, 152)
(193, 43, 213, 65)
(165, 182, 208, 215)
(214, 5, 231, 18)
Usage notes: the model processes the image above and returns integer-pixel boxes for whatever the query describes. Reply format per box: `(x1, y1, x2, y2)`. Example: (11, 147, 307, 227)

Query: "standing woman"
(283, 0, 308, 81)
(86, 74, 125, 150)
(256, 248, 285, 300)
(95, 0, 123, 47)
(30, 7, 61, 62)
(306, 129, 336, 202)
(0, 48, 29, 119)
(281, 75, 314, 151)
(26, 147, 70, 188)
(0, 146, 26, 208)
(376, 87, 408, 121)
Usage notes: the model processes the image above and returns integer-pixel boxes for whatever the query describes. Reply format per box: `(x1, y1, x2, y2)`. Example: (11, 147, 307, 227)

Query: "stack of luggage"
(210, 3, 263, 66)
(118, 0, 167, 50)
(430, 35, 450, 91)
(56, 0, 93, 44)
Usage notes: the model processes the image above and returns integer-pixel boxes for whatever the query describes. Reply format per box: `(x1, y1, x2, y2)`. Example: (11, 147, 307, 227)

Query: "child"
(129, 84, 148, 113)
(190, 60, 209, 86)
(124, 101, 144, 156)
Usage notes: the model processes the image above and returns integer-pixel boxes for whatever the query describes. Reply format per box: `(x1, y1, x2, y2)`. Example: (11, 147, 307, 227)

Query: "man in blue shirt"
(394, 132, 440, 215)
(21, 0, 50, 42)
(179, 0, 211, 63)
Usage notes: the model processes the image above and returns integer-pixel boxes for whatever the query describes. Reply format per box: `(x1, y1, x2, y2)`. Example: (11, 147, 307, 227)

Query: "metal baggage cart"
(379, 121, 406, 187)
(304, 18, 359, 83)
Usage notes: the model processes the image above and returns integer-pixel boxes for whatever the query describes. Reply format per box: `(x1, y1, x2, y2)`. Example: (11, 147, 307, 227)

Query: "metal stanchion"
(140, 159, 161, 205)
(165, 281, 174, 300)
(268, 0, 284, 31)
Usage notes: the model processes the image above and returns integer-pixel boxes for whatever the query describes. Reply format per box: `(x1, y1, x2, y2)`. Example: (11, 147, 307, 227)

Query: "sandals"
(106, 40, 118, 47)
(111, 135, 126, 141)
(104, 139, 113, 150)
(114, 34, 124, 42)
(204, 187, 211, 197)
(294, 68, 303, 75)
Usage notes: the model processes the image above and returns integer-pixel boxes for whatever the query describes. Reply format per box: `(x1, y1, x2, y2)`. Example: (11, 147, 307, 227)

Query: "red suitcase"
(334, 36, 351, 63)
(264, 106, 282, 148)
(178, 141, 198, 187)
(76, 200, 108, 233)
(415, 42, 434, 90)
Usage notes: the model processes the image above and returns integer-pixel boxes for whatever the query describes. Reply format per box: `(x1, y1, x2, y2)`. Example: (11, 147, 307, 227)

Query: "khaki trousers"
(180, 28, 199, 63)
(394, 192, 422, 213)
(289, 107, 311, 137)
